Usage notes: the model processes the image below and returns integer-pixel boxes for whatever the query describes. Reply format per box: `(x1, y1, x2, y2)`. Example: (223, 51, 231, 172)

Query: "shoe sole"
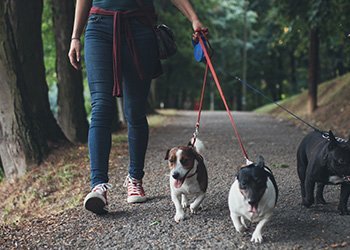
(127, 196, 147, 203)
(84, 196, 108, 215)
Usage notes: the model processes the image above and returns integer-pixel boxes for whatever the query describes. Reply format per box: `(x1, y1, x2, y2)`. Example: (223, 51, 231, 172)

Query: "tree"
(0, 0, 66, 179)
(0, 0, 47, 178)
(308, 27, 319, 112)
(51, 0, 89, 143)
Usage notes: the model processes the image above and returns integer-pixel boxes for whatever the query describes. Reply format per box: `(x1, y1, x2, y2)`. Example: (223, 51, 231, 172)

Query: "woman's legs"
(122, 20, 158, 181)
(84, 15, 158, 207)
(85, 15, 114, 188)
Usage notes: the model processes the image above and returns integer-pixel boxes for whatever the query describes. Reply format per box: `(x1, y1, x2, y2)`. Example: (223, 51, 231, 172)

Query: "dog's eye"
(169, 158, 176, 163)
(180, 159, 188, 165)
(240, 181, 247, 189)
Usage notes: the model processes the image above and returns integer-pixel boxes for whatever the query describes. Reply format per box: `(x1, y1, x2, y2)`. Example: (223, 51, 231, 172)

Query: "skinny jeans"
(84, 13, 158, 188)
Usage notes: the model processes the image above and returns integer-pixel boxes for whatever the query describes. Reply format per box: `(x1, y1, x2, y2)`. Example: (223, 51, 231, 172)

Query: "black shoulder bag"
(137, 0, 177, 59)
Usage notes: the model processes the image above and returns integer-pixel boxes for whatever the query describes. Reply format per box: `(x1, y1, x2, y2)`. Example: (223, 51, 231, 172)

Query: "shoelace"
(123, 176, 144, 194)
(93, 183, 112, 194)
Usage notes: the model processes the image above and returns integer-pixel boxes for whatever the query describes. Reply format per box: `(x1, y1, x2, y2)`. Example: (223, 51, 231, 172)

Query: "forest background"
(1, 0, 350, 182)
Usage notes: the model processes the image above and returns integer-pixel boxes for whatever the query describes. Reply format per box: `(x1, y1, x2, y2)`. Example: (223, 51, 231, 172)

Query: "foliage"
(40, 0, 350, 112)
(42, 0, 57, 115)
(42, 0, 91, 119)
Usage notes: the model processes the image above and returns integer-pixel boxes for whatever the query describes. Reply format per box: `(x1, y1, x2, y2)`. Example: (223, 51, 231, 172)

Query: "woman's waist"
(92, 0, 154, 12)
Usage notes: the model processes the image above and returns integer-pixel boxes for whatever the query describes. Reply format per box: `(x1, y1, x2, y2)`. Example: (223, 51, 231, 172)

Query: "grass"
(256, 73, 350, 137)
(148, 109, 177, 127)
(0, 145, 89, 225)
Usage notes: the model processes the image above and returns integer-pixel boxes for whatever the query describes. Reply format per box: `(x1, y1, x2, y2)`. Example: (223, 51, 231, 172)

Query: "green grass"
(112, 134, 128, 144)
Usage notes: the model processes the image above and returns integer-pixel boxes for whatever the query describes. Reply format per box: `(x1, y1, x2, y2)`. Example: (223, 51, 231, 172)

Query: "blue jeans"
(85, 14, 159, 188)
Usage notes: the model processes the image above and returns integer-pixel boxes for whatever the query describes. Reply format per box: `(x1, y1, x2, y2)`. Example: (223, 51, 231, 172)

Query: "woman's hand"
(192, 19, 208, 42)
(68, 38, 81, 70)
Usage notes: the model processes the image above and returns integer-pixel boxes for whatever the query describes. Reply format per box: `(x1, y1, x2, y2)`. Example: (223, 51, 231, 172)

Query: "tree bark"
(0, 0, 47, 178)
(290, 49, 297, 94)
(51, 0, 89, 143)
(308, 27, 319, 113)
(11, 0, 66, 143)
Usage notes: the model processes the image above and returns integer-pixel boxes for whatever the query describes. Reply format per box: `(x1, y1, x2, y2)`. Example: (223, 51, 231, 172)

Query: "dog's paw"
(302, 199, 313, 208)
(233, 224, 246, 234)
(316, 196, 327, 205)
(338, 207, 349, 216)
(174, 213, 185, 223)
(181, 201, 188, 208)
(251, 232, 263, 243)
(190, 203, 202, 214)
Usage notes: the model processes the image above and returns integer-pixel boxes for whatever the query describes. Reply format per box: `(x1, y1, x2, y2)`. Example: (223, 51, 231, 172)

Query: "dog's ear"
(256, 155, 265, 168)
(164, 149, 170, 160)
(192, 148, 204, 164)
(328, 130, 337, 150)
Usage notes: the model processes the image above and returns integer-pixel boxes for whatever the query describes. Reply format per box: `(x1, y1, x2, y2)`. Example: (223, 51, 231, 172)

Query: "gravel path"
(2, 111, 349, 249)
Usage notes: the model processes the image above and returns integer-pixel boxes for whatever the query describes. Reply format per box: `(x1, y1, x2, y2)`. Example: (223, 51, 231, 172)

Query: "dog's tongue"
(249, 205, 258, 214)
(174, 179, 184, 188)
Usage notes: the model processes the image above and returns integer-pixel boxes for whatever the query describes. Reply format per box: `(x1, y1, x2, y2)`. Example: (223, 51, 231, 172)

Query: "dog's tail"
(193, 138, 205, 154)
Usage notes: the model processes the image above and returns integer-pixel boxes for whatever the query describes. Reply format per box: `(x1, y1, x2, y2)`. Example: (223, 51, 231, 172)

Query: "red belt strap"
(89, 6, 153, 97)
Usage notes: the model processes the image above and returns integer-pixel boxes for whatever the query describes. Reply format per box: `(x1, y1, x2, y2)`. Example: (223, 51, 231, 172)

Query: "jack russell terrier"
(228, 156, 278, 243)
(165, 139, 208, 223)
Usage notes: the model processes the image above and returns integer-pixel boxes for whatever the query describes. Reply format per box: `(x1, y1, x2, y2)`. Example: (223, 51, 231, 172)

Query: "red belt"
(89, 6, 154, 97)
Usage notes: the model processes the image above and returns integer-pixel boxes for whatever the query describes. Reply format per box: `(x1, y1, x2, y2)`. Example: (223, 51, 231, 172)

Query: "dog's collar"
(186, 172, 197, 179)
(344, 176, 350, 182)
(321, 132, 348, 143)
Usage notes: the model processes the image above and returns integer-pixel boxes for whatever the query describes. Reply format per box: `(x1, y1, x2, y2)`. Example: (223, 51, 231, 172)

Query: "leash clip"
(190, 123, 200, 147)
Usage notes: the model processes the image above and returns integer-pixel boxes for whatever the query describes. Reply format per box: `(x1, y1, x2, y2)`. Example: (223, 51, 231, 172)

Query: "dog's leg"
(230, 213, 245, 233)
(316, 183, 327, 204)
(190, 193, 205, 214)
(303, 175, 315, 207)
(338, 183, 350, 215)
(181, 194, 189, 208)
(251, 217, 270, 243)
(171, 192, 185, 222)
(240, 216, 248, 229)
(297, 149, 307, 200)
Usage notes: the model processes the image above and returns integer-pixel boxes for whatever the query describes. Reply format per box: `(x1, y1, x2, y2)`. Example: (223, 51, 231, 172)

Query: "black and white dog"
(165, 139, 208, 223)
(228, 156, 278, 243)
(297, 130, 350, 214)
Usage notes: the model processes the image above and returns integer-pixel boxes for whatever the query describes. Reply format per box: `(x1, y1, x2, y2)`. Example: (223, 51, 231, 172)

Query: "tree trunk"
(308, 27, 319, 113)
(51, 0, 88, 143)
(11, 0, 66, 143)
(290, 49, 297, 94)
(0, 0, 48, 178)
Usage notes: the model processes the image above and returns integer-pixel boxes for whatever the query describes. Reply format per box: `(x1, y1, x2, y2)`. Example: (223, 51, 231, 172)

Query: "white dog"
(228, 156, 278, 243)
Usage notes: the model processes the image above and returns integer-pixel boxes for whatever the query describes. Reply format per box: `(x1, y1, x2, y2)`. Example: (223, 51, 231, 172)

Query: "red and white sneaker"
(84, 183, 112, 215)
(124, 176, 147, 203)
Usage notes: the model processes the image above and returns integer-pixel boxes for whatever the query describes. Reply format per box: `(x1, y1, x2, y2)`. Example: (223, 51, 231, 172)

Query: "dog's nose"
(248, 200, 257, 205)
(172, 172, 180, 179)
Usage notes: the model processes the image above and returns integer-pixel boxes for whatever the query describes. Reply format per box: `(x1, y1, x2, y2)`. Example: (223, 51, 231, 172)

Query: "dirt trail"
(1, 111, 349, 249)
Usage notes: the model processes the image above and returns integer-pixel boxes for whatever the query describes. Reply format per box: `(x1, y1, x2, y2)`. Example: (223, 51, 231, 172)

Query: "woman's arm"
(171, 0, 208, 39)
(171, 0, 206, 30)
(68, 0, 92, 70)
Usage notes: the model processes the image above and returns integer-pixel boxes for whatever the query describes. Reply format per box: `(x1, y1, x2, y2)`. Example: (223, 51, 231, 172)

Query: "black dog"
(297, 130, 350, 215)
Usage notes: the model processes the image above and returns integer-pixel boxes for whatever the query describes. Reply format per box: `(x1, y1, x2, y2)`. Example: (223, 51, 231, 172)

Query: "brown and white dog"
(165, 139, 208, 222)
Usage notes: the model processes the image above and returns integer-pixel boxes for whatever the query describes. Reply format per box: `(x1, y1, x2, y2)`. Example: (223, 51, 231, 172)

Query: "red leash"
(191, 63, 209, 146)
(197, 33, 250, 162)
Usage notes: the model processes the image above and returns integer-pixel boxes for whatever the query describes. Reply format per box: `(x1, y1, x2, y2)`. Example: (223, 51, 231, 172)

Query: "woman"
(68, 0, 208, 215)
